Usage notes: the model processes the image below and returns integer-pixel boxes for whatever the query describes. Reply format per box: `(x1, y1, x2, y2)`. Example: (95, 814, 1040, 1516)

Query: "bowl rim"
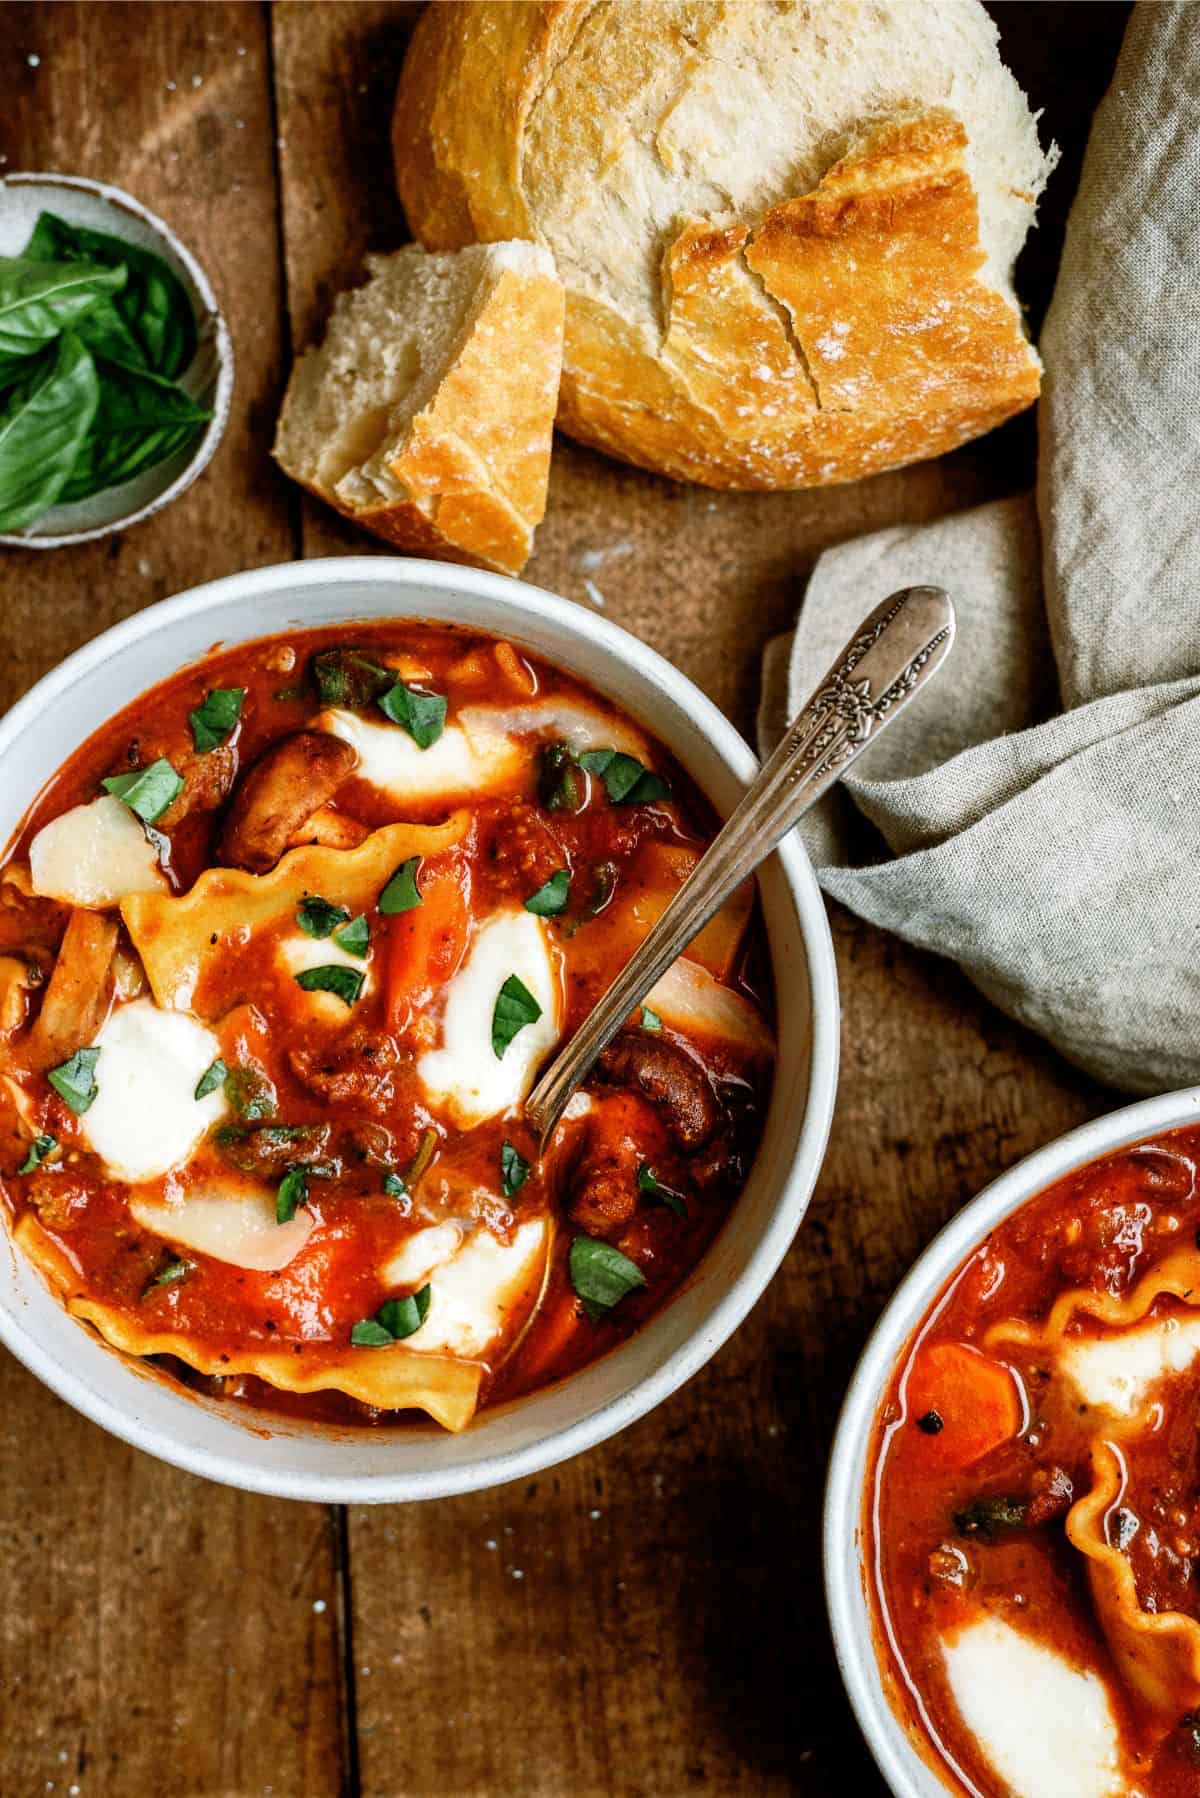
(0, 554, 840, 1501)
(823, 1082, 1200, 1798)
(0, 170, 235, 549)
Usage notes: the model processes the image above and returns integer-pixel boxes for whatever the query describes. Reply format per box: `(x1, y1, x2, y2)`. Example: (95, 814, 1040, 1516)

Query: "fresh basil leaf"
(382, 1170, 407, 1200)
(954, 1496, 1028, 1541)
(188, 687, 245, 753)
(276, 1166, 309, 1225)
(491, 974, 542, 1059)
(640, 1006, 662, 1033)
(194, 1057, 226, 1101)
(407, 1127, 438, 1188)
(24, 211, 197, 379)
(294, 964, 365, 1006)
(378, 680, 447, 749)
(351, 1285, 431, 1346)
(637, 1162, 687, 1218)
(311, 645, 393, 709)
(538, 740, 580, 812)
(149, 1257, 193, 1289)
(577, 748, 670, 806)
(57, 357, 210, 504)
(0, 257, 127, 359)
(296, 895, 351, 938)
(524, 869, 570, 917)
(500, 1140, 531, 1199)
(102, 755, 183, 824)
(216, 1121, 329, 1178)
(48, 1046, 100, 1115)
(0, 330, 101, 530)
(333, 913, 369, 958)
(18, 1134, 57, 1174)
(378, 855, 422, 916)
(569, 1236, 646, 1321)
(223, 1063, 278, 1123)
(566, 861, 617, 936)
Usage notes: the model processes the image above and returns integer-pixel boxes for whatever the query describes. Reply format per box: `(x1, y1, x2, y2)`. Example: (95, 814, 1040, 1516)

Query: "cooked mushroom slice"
(0, 954, 45, 1035)
(218, 731, 359, 873)
(594, 1031, 720, 1149)
(286, 805, 370, 851)
(24, 908, 118, 1069)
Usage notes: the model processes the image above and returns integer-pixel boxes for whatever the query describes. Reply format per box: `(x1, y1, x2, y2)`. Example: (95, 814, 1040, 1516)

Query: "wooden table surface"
(0, 6, 1131, 1795)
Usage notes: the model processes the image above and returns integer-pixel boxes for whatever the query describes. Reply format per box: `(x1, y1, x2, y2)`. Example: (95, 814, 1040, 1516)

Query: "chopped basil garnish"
(312, 646, 393, 710)
(916, 1409, 944, 1436)
(47, 1046, 99, 1115)
(501, 1140, 530, 1199)
(101, 755, 183, 824)
(378, 680, 446, 749)
(333, 913, 369, 957)
(1109, 1507, 1140, 1551)
(18, 1134, 57, 1174)
(379, 855, 422, 915)
(276, 1166, 308, 1225)
(569, 1236, 646, 1322)
(491, 974, 542, 1059)
(953, 1496, 1028, 1540)
(193, 1057, 226, 1101)
(188, 687, 245, 753)
(223, 1062, 277, 1122)
(382, 1170, 407, 1200)
(538, 741, 580, 812)
(149, 1257, 192, 1289)
(407, 1127, 438, 1188)
(351, 1286, 431, 1346)
(640, 1005, 662, 1033)
(296, 895, 351, 938)
(637, 1163, 687, 1218)
(576, 748, 670, 806)
(294, 964, 365, 1006)
(524, 869, 570, 917)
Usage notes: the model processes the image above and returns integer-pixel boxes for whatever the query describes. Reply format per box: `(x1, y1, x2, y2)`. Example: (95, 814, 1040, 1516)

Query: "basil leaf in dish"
(569, 1237, 646, 1322)
(333, 913, 369, 958)
(187, 687, 245, 754)
(501, 1140, 531, 1199)
(18, 1134, 57, 1174)
(0, 256, 127, 359)
(351, 1286, 431, 1346)
(637, 1163, 687, 1218)
(378, 680, 447, 749)
(640, 1006, 662, 1033)
(222, 1062, 278, 1123)
(379, 855, 422, 915)
(953, 1496, 1028, 1541)
(101, 755, 183, 824)
(294, 963, 365, 1007)
(524, 869, 570, 917)
(193, 1057, 227, 1101)
(148, 1257, 193, 1290)
(57, 358, 210, 504)
(382, 1170, 408, 1200)
(48, 1046, 100, 1115)
(538, 741, 580, 812)
(491, 974, 542, 1059)
(296, 895, 351, 938)
(311, 645, 393, 710)
(275, 1166, 308, 1225)
(576, 748, 670, 806)
(216, 1122, 330, 1179)
(0, 330, 100, 530)
(23, 210, 197, 379)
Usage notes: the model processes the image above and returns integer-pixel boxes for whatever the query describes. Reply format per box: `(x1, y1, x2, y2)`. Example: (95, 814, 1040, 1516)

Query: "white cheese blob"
(942, 1615, 1124, 1798)
(1060, 1314, 1200, 1416)
(29, 795, 167, 907)
(380, 1220, 548, 1360)
(417, 909, 559, 1126)
(130, 1187, 314, 1273)
(81, 999, 226, 1182)
(319, 709, 520, 802)
(458, 698, 648, 761)
(276, 929, 372, 1022)
(381, 1222, 463, 1289)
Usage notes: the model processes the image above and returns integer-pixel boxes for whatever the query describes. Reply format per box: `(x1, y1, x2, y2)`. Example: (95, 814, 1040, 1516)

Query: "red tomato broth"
(867, 1126, 1200, 1795)
(0, 621, 775, 1431)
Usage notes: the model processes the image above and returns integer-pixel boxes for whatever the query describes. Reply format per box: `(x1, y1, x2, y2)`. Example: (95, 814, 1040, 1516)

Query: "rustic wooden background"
(0, 6, 1131, 1795)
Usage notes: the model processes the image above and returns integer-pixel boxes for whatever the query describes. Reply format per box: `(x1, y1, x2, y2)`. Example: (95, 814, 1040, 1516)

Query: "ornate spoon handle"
(525, 585, 955, 1150)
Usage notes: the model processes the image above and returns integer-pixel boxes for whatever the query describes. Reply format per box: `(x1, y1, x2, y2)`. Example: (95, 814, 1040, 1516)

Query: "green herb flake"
(569, 1236, 646, 1322)
(407, 1127, 439, 1189)
(223, 1063, 277, 1123)
(312, 646, 393, 710)
(953, 1496, 1028, 1541)
(491, 974, 542, 1059)
(576, 748, 671, 806)
(188, 687, 245, 753)
(378, 680, 447, 749)
(149, 1257, 192, 1290)
(538, 741, 580, 812)
(333, 913, 370, 958)
(294, 964, 364, 1007)
(379, 855, 422, 916)
(193, 1057, 227, 1101)
(382, 1170, 408, 1201)
(640, 1006, 662, 1033)
(296, 895, 351, 938)
(18, 1134, 57, 1174)
(351, 1285, 432, 1347)
(47, 1046, 100, 1115)
(524, 869, 570, 917)
(0, 330, 101, 531)
(276, 1166, 309, 1225)
(501, 1140, 531, 1199)
(637, 1163, 687, 1218)
(101, 755, 183, 824)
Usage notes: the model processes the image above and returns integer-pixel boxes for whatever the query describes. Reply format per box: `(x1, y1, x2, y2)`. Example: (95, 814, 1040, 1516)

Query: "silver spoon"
(525, 584, 956, 1152)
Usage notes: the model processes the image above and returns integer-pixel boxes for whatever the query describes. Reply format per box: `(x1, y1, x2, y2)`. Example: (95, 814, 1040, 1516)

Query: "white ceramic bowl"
(824, 1085, 1200, 1796)
(0, 556, 839, 1502)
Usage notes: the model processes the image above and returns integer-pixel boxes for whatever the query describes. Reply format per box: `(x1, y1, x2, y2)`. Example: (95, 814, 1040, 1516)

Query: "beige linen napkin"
(758, 4, 1200, 1095)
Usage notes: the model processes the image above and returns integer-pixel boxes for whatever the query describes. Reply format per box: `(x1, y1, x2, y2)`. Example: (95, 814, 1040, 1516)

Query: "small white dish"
(0, 556, 840, 1503)
(0, 172, 233, 548)
(824, 1084, 1200, 1796)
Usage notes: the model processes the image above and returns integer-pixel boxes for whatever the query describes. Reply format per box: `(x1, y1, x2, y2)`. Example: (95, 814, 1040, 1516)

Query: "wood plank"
(0, 8, 346, 1797)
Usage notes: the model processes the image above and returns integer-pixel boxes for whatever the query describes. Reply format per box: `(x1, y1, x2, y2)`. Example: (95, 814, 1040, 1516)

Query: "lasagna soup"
(869, 1128, 1200, 1796)
(0, 623, 773, 1432)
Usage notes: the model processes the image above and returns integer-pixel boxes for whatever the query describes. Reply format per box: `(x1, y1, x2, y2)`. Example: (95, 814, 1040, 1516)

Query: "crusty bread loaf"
(393, 0, 1056, 492)
(274, 240, 564, 574)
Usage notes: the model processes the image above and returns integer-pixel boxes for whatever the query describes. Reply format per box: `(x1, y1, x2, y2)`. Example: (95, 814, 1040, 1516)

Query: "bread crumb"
(583, 579, 606, 609)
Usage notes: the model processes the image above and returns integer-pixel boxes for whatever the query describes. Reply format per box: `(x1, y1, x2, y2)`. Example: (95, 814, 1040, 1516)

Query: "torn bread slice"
(274, 241, 564, 574)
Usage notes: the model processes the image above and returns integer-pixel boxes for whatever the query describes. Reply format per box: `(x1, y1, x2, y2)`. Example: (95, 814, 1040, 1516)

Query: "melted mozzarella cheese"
(458, 698, 648, 761)
(381, 1222, 463, 1288)
(81, 999, 226, 1182)
(130, 1187, 314, 1272)
(1061, 1314, 1200, 1416)
(319, 709, 520, 802)
(942, 1615, 1124, 1798)
(30, 794, 167, 907)
(380, 1220, 547, 1360)
(276, 929, 372, 1022)
(418, 910, 559, 1126)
